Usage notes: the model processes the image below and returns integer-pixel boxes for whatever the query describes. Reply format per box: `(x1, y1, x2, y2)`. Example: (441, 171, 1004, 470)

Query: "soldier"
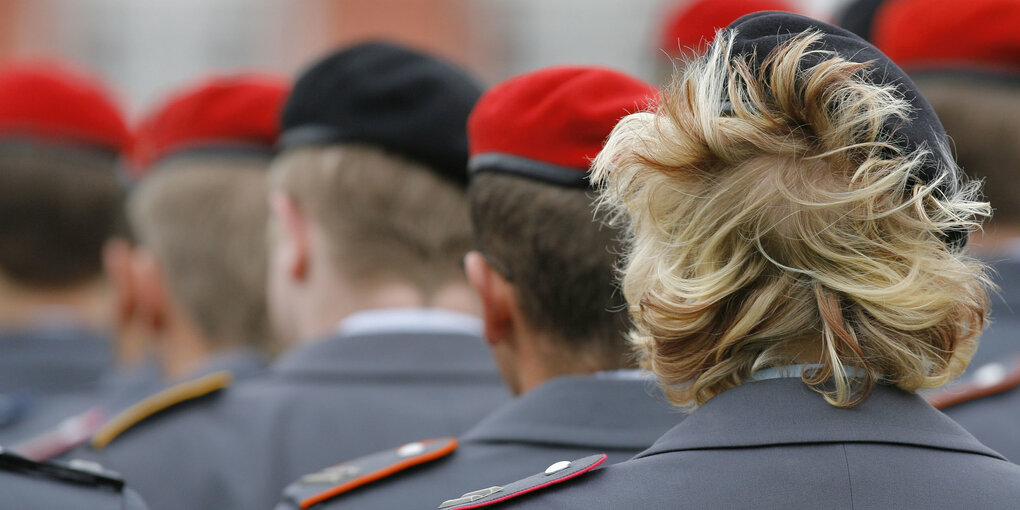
(436, 12, 1020, 509)
(78, 42, 507, 510)
(275, 66, 681, 510)
(10, 74, 289, 462)
(1, 448, 148, 509)
(872, 0, 1020, 461)
(118, 74, 286, 382)
(0, 62, 131, 445)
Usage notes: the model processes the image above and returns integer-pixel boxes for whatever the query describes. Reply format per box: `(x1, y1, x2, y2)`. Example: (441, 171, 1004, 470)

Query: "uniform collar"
(183, 348, 267, 382)
(271, 330, 500, 381)
(0, 326, 113, 393)
(335, 307, 482, 338)
(635, 378, 1003, 460)
(461, 374, 681, 450)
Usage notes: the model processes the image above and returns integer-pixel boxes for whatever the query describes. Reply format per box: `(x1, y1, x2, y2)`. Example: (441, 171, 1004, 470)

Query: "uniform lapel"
(270, 331, 501, 381)
(461, 375, 681, 450)
(0, 327, 113, 393)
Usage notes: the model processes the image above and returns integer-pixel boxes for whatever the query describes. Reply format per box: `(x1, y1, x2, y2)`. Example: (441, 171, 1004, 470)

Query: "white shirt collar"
(336, 307, 482, 338)
(751, 364, 866, 381)
(594, 369, 656, 381)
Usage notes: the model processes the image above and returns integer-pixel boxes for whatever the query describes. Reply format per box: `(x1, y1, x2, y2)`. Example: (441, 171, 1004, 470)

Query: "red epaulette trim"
(300, 437, 458, 509)
(438, 453, 607, 509)
(927, 361, 1020, 410)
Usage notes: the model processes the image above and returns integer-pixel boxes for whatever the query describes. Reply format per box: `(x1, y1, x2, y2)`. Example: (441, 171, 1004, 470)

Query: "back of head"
(923, 78, 1020, 230)
(594, 12, 990, 408)
(467, 66, 657, 370)
(128, 74, 288, 349)
(873, 0, 1020, 230)
(0, 61, 129, 288)
(271, 41, 481, 296)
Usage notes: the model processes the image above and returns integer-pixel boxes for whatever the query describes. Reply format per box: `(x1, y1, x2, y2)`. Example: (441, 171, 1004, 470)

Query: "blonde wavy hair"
(593, 31, 992, 408)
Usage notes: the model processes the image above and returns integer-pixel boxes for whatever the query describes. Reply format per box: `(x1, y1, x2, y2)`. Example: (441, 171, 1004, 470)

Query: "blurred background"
(0, 0, 848, 116)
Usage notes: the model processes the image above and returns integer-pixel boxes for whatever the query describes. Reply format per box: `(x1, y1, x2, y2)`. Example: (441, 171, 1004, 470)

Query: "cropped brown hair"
(594, 32, 991, 408)
(269, 144, 471, 296)
(0, 141, 123, 287)
(470, 173, 631, 370)
(129, 158, 271, 349)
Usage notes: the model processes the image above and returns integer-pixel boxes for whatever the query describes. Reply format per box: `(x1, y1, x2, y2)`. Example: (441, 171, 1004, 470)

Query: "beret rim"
(468, 152, 590, 189)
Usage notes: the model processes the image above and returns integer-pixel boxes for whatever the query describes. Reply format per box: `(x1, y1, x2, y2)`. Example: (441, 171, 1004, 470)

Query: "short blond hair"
(269, 144, 471, 296)
(593, 31, 991, 408)
(129, 158, 271, 350)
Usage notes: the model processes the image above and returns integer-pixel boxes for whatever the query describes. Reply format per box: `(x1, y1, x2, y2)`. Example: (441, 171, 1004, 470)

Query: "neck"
(296, 280, 430, 345)
(0, 275, 110, 331)
(512, 328, 617, 395)
(967, 226, 1020, 259)
(157, 314, 217, 381)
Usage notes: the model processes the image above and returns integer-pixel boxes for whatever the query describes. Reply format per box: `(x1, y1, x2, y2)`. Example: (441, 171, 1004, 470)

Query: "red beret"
(873, 0, 1020, 71)
(659, 0, 797, 58)
(0, 61, 129, 152)
(131, 74, 289, 171)
(468, 66, 656, 187)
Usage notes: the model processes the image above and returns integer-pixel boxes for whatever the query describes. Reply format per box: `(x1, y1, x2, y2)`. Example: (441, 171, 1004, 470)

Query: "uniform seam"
(842, 444, 855, 510)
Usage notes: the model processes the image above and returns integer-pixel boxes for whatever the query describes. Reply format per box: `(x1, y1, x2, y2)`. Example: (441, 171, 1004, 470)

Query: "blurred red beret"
(873, 0, 1020, 71)
(468, 66, 656, 187)
(0, 61, 129, 152)
(659, 0, 797, 58)
(131, 73, 289, 171)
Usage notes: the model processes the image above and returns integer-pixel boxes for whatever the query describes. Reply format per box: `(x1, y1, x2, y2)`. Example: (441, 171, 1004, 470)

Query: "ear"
(269, 191, 310, 282)
(464, 251, 517, 347)
(131, 248, 169, 333)
(103, 238, 137, 330)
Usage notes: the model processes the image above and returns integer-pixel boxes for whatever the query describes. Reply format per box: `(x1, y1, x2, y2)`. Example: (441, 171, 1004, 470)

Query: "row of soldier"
(0, 0, 1017, 508)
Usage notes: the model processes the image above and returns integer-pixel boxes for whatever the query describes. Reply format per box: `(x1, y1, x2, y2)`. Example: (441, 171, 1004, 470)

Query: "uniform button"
(544, 460, 571, 475)
(397, 441, 426, 457)
(68, 459, 106, 474)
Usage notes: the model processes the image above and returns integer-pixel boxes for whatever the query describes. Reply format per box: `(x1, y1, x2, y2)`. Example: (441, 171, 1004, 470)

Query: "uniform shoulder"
(280, 437, 458, 509)
(89, 371, 232, 450)
(0, 447, 148, 508)
(436, 453, 606, 510)
(0, 448, 124, 489)
(927, 359, 1020, 410)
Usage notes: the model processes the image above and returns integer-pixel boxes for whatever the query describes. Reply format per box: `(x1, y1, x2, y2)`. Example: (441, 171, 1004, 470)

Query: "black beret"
(280, 41, 483, 186)
(835, 0, 888, 42)
(726, 12, 966, 248)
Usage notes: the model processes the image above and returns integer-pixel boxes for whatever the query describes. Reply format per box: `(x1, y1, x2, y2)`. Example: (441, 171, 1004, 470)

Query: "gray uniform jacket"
(81, 330, 509, 510)
(0, 449, 148, 510)
(466, 378, 1020, 510)
(276, 374, 682, 509)
(940, 356, 1020, 462)
(0, 326, 115, 445)
(11, 348, 267, 462)
(967, 261, 1020, 371)
(936, 261, 1020, 461)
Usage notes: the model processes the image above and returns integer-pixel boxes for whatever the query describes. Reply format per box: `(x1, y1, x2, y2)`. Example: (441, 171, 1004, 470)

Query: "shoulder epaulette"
(13, 406, 107, 461)
(90, 371, 232, 450)
(283, 437, 457, 509)
(927, 360, 1020, 410)
(437, 453, 607, 509)
(0, 448, 124, 491)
